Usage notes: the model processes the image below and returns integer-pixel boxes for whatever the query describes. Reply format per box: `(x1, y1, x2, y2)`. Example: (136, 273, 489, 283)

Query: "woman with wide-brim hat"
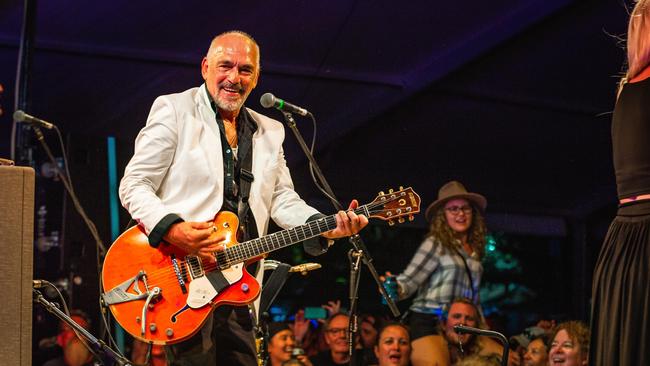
(383, 180, 488, 366)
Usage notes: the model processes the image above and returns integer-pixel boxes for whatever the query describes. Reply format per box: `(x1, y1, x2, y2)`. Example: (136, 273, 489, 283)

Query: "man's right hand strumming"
(163, 221, 226, 262)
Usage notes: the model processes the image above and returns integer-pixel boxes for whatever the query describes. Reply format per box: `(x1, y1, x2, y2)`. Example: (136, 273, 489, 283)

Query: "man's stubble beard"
(215, 97, 245, 113)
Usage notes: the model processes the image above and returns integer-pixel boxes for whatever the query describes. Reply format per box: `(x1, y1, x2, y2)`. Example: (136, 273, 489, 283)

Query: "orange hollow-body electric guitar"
(102, 187, 420, 345)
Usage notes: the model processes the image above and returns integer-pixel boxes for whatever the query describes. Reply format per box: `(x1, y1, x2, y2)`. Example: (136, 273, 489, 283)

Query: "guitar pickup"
(185, 255, 204, 279)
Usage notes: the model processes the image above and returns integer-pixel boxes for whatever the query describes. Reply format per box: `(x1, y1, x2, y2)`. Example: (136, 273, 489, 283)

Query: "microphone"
(288, 263, 321, 275)
(263, 260, 321, 275)
(454, 325, 510, 365)
(453, 325, 509, 346)
(13, 110, 55, 129)
(33, 279, 48, 289)
(260, 93, 309, 116)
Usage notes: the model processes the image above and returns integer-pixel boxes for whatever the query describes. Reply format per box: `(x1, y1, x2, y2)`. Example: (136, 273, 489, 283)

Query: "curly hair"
(426, 202, 487, 259)
(549, 320, 590, 360)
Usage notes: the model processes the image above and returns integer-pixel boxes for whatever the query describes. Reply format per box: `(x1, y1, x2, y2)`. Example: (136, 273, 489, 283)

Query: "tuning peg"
(388, 220, 395, 226)
(389, 188, 394, 193)
(398, 217, 405, 224)
(379, 191, 385, 196)
(399, 186, 404, 190)
(408, 215, 414, 221)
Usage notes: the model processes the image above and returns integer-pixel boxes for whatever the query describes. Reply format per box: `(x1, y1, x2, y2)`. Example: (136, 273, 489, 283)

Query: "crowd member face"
(444, 198, 473, 234)
(267, 329, 295, 366)
(374, 325, 411, 366)
(360, 316, 378, 348)
(325, 314, 350, 354)
(201, 33, 259, 117)
(548, 329, 587, 366)
(444, 302, 478, 345)
(523, 338, 548, 366)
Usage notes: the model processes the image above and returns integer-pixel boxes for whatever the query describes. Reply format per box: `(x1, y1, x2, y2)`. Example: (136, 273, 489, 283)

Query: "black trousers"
(165, 305, 257, 366)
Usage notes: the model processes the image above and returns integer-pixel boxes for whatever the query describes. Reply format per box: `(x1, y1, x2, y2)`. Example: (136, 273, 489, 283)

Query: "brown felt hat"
(425, 181, 487, 221)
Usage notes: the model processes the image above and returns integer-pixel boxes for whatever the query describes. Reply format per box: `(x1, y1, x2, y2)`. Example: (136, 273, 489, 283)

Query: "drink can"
(291, 347, 305, 358)
(382, 276, 398, 305)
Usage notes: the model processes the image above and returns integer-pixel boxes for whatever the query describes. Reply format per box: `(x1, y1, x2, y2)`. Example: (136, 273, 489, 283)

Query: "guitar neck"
(220, 205, 369, 266)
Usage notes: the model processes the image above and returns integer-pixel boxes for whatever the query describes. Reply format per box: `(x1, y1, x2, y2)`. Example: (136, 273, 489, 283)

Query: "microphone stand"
(281, 112, 400, 363)
(33, 288, 132, 366)
(454, 325, 509, 366)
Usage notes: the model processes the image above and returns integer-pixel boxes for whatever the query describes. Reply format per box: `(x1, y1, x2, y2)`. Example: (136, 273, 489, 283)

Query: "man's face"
(325, 314, 350, 354)
(267, 329, 295, 365)
(373, 325, 411, 366)
(201, 33, 259, 117)
(444, 302, 478, 345)
(360, 316, 378, 348)
(523, 338, 549, 366)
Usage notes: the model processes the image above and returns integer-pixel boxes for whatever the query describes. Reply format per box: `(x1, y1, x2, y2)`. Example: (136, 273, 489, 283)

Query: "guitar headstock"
(366, 187, 421, 225)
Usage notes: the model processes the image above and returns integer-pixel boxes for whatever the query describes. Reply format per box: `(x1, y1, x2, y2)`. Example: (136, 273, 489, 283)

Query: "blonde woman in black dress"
(590, 1, 650, 364)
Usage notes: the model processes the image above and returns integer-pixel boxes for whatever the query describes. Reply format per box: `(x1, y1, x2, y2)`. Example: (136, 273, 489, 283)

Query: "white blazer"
(119, 85, 322, 322)
(119, 84, 319, 237)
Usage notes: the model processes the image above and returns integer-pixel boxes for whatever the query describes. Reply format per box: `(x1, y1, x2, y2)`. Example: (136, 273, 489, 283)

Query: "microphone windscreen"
(260, 93, 276, 108)
(13, 110, 25, 122)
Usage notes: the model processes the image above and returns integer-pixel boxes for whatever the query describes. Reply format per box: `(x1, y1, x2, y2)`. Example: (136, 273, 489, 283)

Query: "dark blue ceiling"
(0, 0, 631, 231)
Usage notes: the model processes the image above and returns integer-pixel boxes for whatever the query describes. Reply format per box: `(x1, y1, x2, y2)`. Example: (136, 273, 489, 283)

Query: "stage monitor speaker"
(0, 166, 34, 366)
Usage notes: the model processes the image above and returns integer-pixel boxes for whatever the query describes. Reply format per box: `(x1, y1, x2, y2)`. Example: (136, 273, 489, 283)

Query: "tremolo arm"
(102, 270, 161, 335)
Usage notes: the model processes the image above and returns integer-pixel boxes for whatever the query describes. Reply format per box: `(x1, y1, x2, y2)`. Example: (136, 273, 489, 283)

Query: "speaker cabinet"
(0, 166, 34, 366)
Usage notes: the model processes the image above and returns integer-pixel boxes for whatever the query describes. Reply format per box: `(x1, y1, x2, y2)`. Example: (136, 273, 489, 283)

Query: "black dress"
(590, 77, 650, 366)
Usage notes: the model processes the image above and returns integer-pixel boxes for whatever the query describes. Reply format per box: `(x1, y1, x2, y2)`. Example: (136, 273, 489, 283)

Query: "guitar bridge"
(102, 270, 150, 305)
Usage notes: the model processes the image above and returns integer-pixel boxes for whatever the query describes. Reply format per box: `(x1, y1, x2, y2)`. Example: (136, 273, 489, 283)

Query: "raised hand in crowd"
(292, 310, 311, 346)
(322, 300, 342, 318)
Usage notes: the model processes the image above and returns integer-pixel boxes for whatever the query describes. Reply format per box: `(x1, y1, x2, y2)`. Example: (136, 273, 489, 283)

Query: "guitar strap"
(451, 246, 476, 301)
(237, 142, 255, 240)
(259, 262, 291, 315)
(451, 245, 487, 325)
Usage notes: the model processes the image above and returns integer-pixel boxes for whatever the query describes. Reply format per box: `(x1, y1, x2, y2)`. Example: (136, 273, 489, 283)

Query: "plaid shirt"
(396, 236, 483, 314)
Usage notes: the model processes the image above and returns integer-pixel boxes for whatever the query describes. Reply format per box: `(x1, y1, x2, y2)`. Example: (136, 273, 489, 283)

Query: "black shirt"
(612, 77, 650, 200)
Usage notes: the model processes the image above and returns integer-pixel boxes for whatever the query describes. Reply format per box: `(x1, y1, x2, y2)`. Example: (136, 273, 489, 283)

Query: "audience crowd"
(255, 298, 589, 366)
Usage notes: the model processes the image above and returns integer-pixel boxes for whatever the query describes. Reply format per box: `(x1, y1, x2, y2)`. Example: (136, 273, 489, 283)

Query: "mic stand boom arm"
(33, 289, 133, 366)
(281, 112, 401, 362)
(453, 325, 509, 366)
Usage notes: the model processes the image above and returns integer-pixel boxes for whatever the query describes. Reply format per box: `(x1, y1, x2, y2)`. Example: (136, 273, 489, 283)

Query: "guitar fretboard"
(216, 205, 371, 267)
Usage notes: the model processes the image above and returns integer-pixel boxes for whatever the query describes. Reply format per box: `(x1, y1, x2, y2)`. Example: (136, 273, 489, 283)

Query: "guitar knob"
(149, 323, 157, 332)
(241, 283, 249, 292)
(166, 328, 174, 337)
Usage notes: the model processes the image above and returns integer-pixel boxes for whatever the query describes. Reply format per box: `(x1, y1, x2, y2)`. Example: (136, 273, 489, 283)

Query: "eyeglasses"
(326, 328, 347, 335)
(445, 205, 472, 215)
